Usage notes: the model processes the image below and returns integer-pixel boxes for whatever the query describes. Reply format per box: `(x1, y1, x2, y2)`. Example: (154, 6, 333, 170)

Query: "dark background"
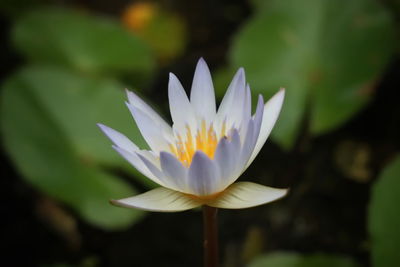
(1, 0, 399, 266)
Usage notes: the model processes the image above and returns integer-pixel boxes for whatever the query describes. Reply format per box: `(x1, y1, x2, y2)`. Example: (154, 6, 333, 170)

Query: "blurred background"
(0, 0, 399, 266)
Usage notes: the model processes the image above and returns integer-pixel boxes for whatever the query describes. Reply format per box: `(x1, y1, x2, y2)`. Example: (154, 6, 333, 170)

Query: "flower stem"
(202, 205, 219, 267)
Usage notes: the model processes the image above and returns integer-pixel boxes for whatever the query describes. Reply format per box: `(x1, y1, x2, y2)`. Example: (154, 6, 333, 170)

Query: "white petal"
(214, 129, 241, 189)
(97, 123, 138, 153)
(160, 151, 189, 192)
(112, 146, 164, 186)
(168, 73, 197, 133)
(239, 95, 264, 169)
(188, 151, 221, 196)
(126, 90, 172, 135)
(208, 182, 288, 209)
(216, 68, 246, 129)
(246, 89, 285, 168)
(111, 187, 202, 212)
(190, 58, 216, 122)
(126, 103, 170, 152)
(135, 153, 179, 191)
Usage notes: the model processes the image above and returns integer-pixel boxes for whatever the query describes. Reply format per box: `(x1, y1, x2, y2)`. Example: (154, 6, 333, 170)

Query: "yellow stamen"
(169, 120, 223, 167)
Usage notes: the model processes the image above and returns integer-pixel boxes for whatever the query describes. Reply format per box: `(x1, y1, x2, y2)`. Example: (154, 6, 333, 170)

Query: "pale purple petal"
(239, 95, 264, 169)
(188, 151, 221, 196)
(112, 145, 163, 186)
(246, 89, 285, 168)
(214, 129, 241, 189)
(160, 151, 189, 192)
(243, 84, 252, 122)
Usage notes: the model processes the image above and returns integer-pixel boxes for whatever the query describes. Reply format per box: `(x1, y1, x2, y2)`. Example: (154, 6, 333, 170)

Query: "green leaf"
(369, 156, 400, 267)
(140, 8, 186, 62)
(12, 7, 155, 75)
(229, 0, 394, 149)
(15, 65, 148, 166)
(0, 66, 148, 229)
(249, 252, 358, 267)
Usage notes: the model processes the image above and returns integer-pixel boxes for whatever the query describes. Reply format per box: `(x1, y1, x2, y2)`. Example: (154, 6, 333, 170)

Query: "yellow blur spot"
(122, 2, 156, 31)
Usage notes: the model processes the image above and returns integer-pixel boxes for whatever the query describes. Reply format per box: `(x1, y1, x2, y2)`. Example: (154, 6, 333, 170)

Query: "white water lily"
(98, 58, 287, 212)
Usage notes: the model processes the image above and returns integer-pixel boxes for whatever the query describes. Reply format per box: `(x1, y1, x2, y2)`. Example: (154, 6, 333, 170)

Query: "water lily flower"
(98, 58, 287, 212)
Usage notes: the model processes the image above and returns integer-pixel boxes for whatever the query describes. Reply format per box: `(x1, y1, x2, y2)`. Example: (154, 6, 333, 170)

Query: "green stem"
(202, 205, 219, 267)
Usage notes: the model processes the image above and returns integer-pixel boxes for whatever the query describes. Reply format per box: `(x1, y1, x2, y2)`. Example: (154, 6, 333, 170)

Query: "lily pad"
(228, 0, 394, 148)
(12, 7, 155, 76)
(249, 252, 358, 267)
(0, 66, 149, 229)
(369, 156, 400, 267)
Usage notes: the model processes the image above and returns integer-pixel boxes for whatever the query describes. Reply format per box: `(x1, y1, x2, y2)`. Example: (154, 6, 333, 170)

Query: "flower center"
(169, 120, 226, 167)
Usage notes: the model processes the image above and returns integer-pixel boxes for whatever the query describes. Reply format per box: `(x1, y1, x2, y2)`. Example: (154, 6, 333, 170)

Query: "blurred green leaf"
(369, 156, 400, 267)
(227, 0, 394, 148)
(12, 7, 155, 75)
(249, 252, 358, 267)
(121, 2, 186, 63)
(17, 66, 148, 165)
(140, 8, 186, 62)
(0, 66, 149, 229)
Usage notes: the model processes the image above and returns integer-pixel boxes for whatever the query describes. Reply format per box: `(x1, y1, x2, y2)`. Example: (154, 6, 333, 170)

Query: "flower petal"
(214, 129, 241, 189)
(208, 182, 288, 209)
(243, 84, 252, 122)
(97, 123, 138, 153)
(126, 90, 172, 135)
(188, 151, 221, 196)
(190, 58, 216, 122)
(112, 145, 164, 186)
(111, 187, 202, 212)
(160, 151, 189, 192)
(135, 152, 180, 191)
(168, 73, 197, 133)
(239, 95, 264, 169)
(126, 103, 170, 152)
(246, 89, 285, 168)
(239, 119, 255, 170)
(216, 68, 246, 131)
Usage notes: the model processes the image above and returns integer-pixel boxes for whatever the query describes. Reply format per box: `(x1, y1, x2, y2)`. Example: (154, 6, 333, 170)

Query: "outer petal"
(160, 151, 189, 192)
(239, 95, 264, 169)
(243, 84, 252, 122)
(190, 58, 216, 122)
(216, 68, 246, 131)
(126, 90, 172, 136)
(246, 89, 285, 168)
(168, 73, 197, 133)
(111, 187, 202, 212)
(112, 146, 164, 186)
(208, 182, 288, 209)
(214, 139, 236, 189)
(126, 103, 170, 152)
(188, 151, 221, 196)
(214, 129, 241, 189)
(135, 153, 180, 192)
(97, 123, 138, 153)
